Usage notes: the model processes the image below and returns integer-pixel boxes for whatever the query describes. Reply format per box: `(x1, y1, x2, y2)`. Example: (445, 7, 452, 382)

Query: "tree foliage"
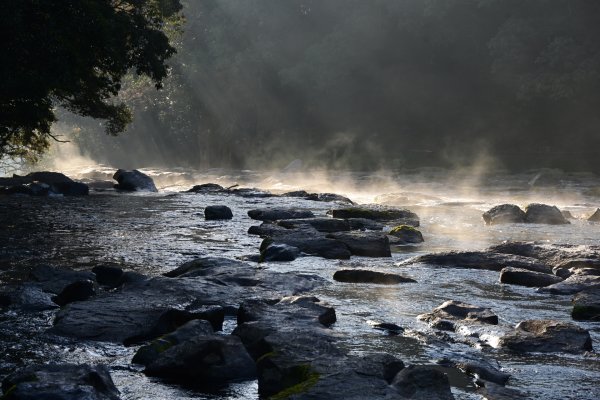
(0, 0, 182, 161)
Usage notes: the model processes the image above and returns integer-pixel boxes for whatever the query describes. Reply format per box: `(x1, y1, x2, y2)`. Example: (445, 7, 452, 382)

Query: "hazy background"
(55, 0, 600, 172)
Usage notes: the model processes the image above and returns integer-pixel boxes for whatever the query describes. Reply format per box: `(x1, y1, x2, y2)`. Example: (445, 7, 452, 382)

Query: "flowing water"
(1, 167, 599, 399)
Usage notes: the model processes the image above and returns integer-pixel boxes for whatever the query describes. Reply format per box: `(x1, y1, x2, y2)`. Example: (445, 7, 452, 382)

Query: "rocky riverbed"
(1, 168, 599, 399)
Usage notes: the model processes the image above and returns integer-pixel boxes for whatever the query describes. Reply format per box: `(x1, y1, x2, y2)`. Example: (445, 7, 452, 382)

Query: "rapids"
(1, 167, 599, 399)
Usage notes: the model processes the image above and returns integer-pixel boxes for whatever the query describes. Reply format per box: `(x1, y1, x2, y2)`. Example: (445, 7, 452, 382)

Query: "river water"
(0, 167, 599, 399)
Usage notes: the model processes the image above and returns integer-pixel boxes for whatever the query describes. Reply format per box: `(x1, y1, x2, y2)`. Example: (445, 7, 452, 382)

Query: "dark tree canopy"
(0, 0, 182, 160)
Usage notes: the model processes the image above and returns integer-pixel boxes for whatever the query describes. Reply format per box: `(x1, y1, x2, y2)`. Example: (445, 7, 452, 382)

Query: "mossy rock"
(388, 225, 424, 244)
(572, 304, 600, 320)
(269, 364, 320, 400)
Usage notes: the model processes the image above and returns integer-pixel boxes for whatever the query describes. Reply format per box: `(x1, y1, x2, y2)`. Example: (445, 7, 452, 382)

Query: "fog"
(52, 0, 600, 173)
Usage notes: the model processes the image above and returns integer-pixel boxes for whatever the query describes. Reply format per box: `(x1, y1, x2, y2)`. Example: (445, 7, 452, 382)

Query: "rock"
(1, 364, 120, 400)
(418, 301, 498, 327)
(29, 265, 96, 294)
(164, 257, 248, 278)
(482, 204, 525, 225)
(187, 183, 225, 193)
(572, 289, 600, 320)
(454, 361, 510, 386)
(277, 218, 352, 233)
(489, 242, 600, 267)
(112, 169, 157, 192)
(229, 187, 274, 198)
(326, 231, 391, 257)
(50, 181, 89, 196)
(261, 230, 352, 260)
(346, 218, 385, 231)
(561, 210, 574, 219)
(330, 206, 420, 226)
(524, 203, 570, 224)
(1, 284, 59, 312)
(0, 172, 89, 196)
(499, 267, 563, 287)
(25, 171, 73, 184)
(537, 274, 600, 295)
(92, 265, 125, 287)
(552, 259, 600, 278)
(260, 243, 300, 262)
(391, 365, 455, 400)
(52, 280, 96, 306)
(333, 270, 415, 284)
(248, 208, 314, 221)
(497, 320, 592, 354)
(400, 250, 550, 273)
(477, 382, 527, 399)
(132, 319, 214, 365)
(282, 191, 354, 204)
(367, 320, 405, 335)
(144, 334, 256, 383)
(204, 205, 233, 220)
(248, 222, 290, 237)
(588, 208, 600, 222)
(388, 225, 424, 244)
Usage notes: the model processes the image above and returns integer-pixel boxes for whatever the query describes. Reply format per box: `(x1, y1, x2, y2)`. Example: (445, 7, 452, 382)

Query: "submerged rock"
(204, 205, 233, 220)
(1, 364, 120, 400)
(572, 289, 600, 321)
(388, 225, 424, 244)
(248, 208, 314, 221)
(524, 203, 569, 225)
(482, 204, 525, 225)
(497, 320, 592, 354)
(499, 267, 563, 287)
(327, 231, 391, 257)
(113, 169, 157, 192)
(333, 269, 415, 284)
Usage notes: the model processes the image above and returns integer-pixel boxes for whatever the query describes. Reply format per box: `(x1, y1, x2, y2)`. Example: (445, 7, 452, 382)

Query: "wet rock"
(229, 187, 274, 198)
(388, 225, 424, 244)
(282, 191, 354, 204)
(262, 230, 352, 260)
(400, 250, 550, 273)
(333, 270, 415, 284)
(418, 301, 498, 327)
(390, 365, 454, 400)
(50, 181, 89, 196)
(326, 231, 391, 257)
(588, 208, 600, 222)
(248, 208, 314, 221)
(141, 334, 257, 384)
(277, 218, 352, 233)
(572, 289, 600, 320)
(1, 284, 59, 312)
(367, 320, 405, 335)
(248, 222, 290, 237)
(452, 360, 510, 386)
(260, 243, 300, 262)
(477, 382, 527, 399)
(187, 183, 225, 193)
(499, 267, 563, 287)
(561, 210, 574, 219)
(92, 265, 125, 287)
(25, 171, 73, 184)
(330, 206, 420, 226)
(1, 363, 120, 400)
(346, 218, 385, 231)
(497, 320, 592, 354)
(537, 274, 600, 295)
(164, 257, 248, 278)
(204, 205, 233, 220)
(524, 203, 570, 224)
(29, 265, 96, 294)
(52, 280, 96, 306)
(482, 204, 525, 225)
(113, 169, 157, 192)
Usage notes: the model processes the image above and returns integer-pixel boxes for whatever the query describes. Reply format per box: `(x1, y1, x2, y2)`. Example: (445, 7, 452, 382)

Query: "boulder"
(333, 270, 415, 284)
(499, 267, 563, 287)
(52, 280, 96, 306)
(326, 231, 391, 257)
(29, 265, 96, 294)
(418, 301, 498, 330)
(25, 171, 73, 184)
(248, 222, 290, 237)
(261, 230, 352, 260)
(1, 364, 120, 400)
(572, 289, 600, 321)
(112, 169, 157, 192)
(523, 203, 569, 224)
(92, 265, 125, 287)
(0, 284, 59, 312)
(390, 366, 454, 400)
(388, 225, 424, 244)
(482, 204, 525, 225)
(400, 250, 550, 273)
(588, 208, 600, 222)
(330, 206, 419, 226)
(260, 243, 300, 262)
(537, 274, 600, 295)
(204, 205, 233, 220)
(277, 218, 352, 233)
(187, 183, 225, 193)
(497, 320, 592, 354)
(346, 218, 385, 231)
(248, 208, 315, 221)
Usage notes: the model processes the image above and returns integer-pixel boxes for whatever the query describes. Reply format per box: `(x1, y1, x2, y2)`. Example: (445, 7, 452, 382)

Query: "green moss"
(256, 351, 277, 363)
(572, 305, 600, 320)
(389, 225, 418, 235)
(1, 384, 18, 399)
(270, 365, 320, 400)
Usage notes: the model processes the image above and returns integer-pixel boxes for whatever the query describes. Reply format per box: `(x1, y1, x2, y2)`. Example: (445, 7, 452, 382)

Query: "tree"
(0, 0, 183, 161)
